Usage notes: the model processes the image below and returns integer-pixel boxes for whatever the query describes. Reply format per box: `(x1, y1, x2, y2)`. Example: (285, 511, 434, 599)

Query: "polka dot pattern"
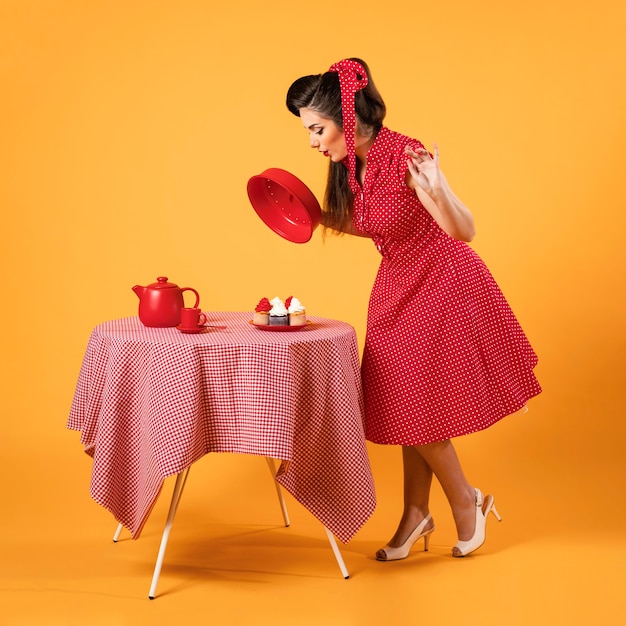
(351, 127, 542, 446)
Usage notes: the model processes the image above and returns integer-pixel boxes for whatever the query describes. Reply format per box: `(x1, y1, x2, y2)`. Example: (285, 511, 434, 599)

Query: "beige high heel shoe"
(376, 514, 435, 561)
(452, 488, 501, 557)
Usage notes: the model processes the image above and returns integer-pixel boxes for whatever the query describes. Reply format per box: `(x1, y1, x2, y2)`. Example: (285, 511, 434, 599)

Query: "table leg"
(266, 458, 348, 579)
(265, 457, 290, 527)
(148, 467, 191, 600)
(114, 460, 347, 596)
(324, 527, 350, 579)
(112, 523, 124, 542)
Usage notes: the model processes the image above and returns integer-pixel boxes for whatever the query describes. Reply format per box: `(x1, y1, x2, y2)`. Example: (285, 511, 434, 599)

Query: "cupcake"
(253, 297, 271, 325)
(286, 296, 307, 326)
(269, 297, 289, 326)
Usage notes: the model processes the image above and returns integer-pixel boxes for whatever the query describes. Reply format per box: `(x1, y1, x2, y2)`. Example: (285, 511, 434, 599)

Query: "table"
(67, 312, 376, 547)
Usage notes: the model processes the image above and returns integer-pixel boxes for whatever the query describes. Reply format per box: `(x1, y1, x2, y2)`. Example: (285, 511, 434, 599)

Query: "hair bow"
(328, 59, 369, 185)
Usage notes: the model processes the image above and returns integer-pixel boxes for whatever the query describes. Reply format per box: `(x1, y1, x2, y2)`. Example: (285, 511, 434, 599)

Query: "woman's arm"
(405, 144, 475, 242)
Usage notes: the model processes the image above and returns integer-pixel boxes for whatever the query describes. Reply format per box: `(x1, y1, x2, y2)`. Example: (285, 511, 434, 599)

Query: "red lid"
(147, 276, 179, 290)
(247, 168, 322, 243)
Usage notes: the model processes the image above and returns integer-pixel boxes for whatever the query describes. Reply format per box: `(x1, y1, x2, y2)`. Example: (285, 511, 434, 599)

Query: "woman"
(286, 58, 541, 560)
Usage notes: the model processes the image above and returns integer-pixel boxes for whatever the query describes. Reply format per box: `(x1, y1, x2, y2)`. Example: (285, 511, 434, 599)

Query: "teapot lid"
(147, 276, 179, 290)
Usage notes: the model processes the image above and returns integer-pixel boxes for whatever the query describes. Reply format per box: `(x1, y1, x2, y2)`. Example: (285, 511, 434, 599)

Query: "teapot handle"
(181, 287, 200, 308)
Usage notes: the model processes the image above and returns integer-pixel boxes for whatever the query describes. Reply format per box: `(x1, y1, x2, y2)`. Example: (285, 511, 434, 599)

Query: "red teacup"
(180, 307, 207, 329)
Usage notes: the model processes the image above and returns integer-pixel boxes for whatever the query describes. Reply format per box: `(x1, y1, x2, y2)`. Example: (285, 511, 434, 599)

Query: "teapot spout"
(132, 284, 146, 299)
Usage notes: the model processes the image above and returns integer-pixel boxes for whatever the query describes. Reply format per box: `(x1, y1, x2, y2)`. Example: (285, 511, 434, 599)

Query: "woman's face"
(299, 108, 347, 163)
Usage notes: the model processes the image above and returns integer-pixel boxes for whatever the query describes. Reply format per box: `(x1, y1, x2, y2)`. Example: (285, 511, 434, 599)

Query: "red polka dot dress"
(352, 127, 542, 446)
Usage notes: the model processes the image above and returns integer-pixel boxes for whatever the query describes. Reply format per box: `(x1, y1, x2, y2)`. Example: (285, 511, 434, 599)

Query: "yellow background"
(1, 1, 625, 624)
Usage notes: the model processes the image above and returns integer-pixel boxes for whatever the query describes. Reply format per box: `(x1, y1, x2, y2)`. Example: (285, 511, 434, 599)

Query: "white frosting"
(288, 297, 305, 314)
(270, 301, 288, 316)
(270, 296, 283, 307)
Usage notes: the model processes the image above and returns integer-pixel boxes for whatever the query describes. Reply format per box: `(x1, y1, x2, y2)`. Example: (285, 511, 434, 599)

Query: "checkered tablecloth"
(67, 312, 376, 543)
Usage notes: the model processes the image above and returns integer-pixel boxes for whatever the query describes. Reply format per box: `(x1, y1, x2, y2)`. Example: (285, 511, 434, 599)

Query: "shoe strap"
(474, 488, 483, 507)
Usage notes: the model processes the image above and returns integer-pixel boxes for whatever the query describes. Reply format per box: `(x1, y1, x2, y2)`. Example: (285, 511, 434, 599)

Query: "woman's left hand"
(404, 142, 476, 242)
(405, 143, 441, 197)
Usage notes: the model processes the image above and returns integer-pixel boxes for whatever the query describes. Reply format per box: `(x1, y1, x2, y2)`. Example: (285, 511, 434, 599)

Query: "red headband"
(328, 59, 369, 184)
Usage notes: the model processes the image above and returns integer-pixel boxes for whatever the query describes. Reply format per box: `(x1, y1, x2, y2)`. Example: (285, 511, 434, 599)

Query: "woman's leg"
(415, 439, 477, 544)
(382, 445, 435, 547)
(382, 439, 484, 552)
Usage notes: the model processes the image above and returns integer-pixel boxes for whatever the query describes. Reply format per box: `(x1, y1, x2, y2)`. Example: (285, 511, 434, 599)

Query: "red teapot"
(132, 276, 200, 327)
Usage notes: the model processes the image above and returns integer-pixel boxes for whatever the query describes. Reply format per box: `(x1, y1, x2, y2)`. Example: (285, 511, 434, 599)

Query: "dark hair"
(286, 58, 386, 232)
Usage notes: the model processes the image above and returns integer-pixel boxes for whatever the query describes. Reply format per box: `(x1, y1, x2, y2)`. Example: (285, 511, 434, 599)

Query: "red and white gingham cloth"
(67, 312, 376, 543)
